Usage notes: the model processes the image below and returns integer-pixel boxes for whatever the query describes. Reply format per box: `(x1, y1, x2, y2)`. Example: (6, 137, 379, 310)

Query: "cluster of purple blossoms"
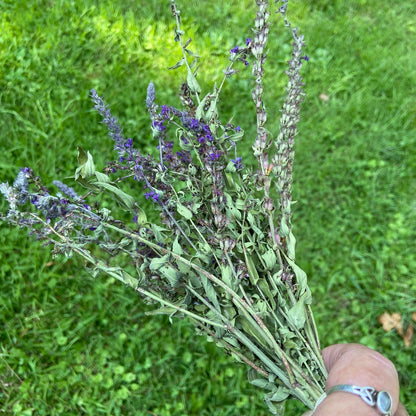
(208, 150, 222, 162)
(152, 120, 166, 132)
(229, 38, 252, 67)
(231, 156, 244, 170)
(90, 89, 134, 158)
(30, 194, 71, 220)
(144, 189, 159, 203)
(53, 180, 80, 201)
(151, 103, 217, 167)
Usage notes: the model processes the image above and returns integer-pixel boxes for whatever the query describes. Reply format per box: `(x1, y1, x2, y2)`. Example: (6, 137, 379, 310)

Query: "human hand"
(304, 343, 408, 416)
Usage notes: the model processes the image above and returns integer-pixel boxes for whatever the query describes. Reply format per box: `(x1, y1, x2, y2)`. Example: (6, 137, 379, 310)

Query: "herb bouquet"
(0, 0, 327, 413)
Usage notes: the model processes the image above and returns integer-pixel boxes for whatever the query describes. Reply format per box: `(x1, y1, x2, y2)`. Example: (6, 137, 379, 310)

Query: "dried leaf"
(412, 312, 416, 322)
(378, 312, 403, 335)
(403, 324, 414, 348)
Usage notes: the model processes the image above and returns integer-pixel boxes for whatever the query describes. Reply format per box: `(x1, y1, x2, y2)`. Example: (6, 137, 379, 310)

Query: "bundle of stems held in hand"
(0, 0, 327, 413)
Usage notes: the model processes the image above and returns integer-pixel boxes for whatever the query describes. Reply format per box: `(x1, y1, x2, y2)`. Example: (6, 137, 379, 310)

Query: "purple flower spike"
(152, 120, 166, 132)
(144, 190, 159, 203)
(208, 151, 222, 161)
(231, 157, 244, 170)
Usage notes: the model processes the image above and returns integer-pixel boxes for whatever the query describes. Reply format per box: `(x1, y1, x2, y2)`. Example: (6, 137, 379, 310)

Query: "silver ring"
(327, 384, 392, 416)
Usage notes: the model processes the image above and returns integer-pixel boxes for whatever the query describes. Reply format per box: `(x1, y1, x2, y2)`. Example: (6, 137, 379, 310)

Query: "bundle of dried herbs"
(0, 0, 327, 413)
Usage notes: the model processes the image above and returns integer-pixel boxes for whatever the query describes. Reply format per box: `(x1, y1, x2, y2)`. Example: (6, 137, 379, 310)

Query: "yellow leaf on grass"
(403, 324, 414, 348)
(378, 311, 414, 348)
(378, 312, 403, 335)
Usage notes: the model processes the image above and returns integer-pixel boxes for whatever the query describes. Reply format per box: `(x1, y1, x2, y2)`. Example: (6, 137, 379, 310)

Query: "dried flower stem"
(272, 1, 307, 242)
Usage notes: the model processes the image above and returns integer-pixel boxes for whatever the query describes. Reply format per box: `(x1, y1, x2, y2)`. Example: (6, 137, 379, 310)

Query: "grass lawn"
(1, 0, 415, 415)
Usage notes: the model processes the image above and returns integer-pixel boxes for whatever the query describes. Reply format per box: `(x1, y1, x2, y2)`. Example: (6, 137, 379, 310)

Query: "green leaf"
(172, 236, 183, 255)
(160, 265, 180, 287)
(243, 248, 259, 286)
(177, 259, 192, 275)
(265, 390, 288, 415)
(134, 206, 147, 225)
(174, 29, 184, 42)
(226, 129, 244, 142)
(261, 249, 277, 271)
(95, 171, 111, 183)
(225, 160, 237, 173)
(237, 316, 264, 346)
(204, 100, 218, 123)
(284, 255, 310, 299)
(225, 193, 241, 220)
(201, 274, 221, 312)
(257, 279, 276, 310)
(75, 176, 99, 191)
(195, 95, 208, 121)
(75, 147, 95, 180)
(184, 48, 199, 58)
(177, 202, 193, 219)
(149, 254, 169, 271)
(220, 264, 237, 291)
(249, 378, 271, 389)
(94, 182, 136, 210)
(187, 69, 201, 94)
(287, 290, 310, 329)
(146, 306, 178, 316)
(77, 146, 88, 165)
(151, 224, 168, 244)
(168, 58, 185, 70)
(149, 257, 180, 287)
(247, 212, 264, 237)
(280, 216, 290, 237)
(286, 231, 296, 260)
